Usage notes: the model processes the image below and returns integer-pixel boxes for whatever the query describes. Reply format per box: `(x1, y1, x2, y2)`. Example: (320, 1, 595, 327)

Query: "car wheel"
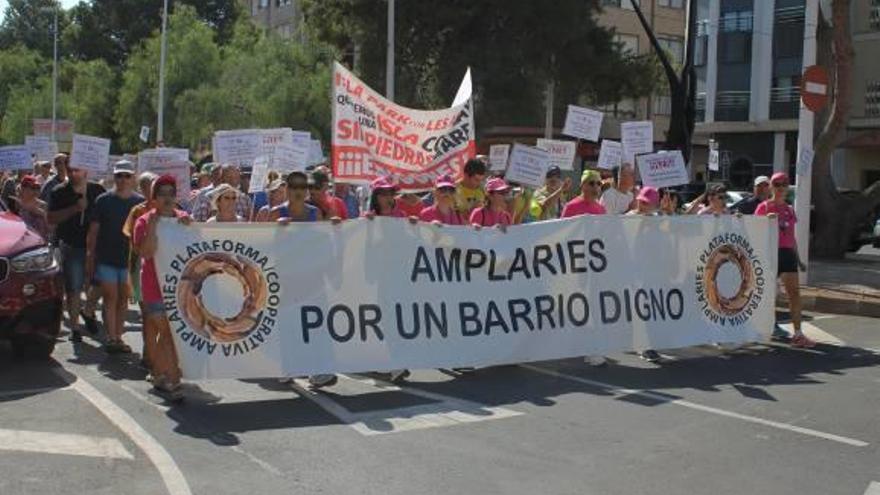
(12, 338, 56, 360)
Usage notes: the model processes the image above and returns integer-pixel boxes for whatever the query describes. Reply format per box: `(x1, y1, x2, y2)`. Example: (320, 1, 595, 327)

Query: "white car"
(874, 218, 880, 248)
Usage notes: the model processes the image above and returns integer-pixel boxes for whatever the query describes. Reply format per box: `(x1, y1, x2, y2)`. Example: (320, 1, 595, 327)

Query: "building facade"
(240, 0, 300, 38)
(693, 0, 880, 191)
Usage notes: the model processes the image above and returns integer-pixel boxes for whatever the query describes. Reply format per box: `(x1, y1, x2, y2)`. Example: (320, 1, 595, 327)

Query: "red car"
(0, 199, 63, 358)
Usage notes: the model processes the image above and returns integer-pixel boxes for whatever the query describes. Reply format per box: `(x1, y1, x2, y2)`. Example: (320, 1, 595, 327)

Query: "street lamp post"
(157, 0, 169, 143)
(386, 0, 395, 101)
(51, 5, 58, 141)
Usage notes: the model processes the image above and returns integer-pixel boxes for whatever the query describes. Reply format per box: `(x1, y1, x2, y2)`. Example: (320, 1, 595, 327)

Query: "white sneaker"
(585, 355, 608, 367)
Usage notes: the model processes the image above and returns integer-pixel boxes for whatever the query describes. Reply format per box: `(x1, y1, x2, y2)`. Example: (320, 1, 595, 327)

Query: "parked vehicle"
(0, 198, 63, 359)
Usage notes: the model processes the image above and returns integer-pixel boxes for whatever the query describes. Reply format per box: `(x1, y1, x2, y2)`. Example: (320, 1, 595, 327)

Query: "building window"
(657, 36, 684, 65)
(258, 0, 269, 9)
(659, 0, 684, 8)
(719, 32, 751, 63)
(871, 0, 880, 30)
(653, 95, 672, 115)
(770, 77, 801, 119)
(867, 81, 880, 117)
(616, 34, 640, 54)
(277, 0, 292, 6)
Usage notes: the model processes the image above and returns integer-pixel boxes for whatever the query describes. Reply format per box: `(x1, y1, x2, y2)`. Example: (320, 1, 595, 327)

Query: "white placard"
(69, 134, 111, 173)
(214, 130, 262, 168)
(138, 148, 189, 171)
(155, 215, 777, 380)
(25, 136, 59, 162)
(139, 126, 151, 143)
(273, 142, 309, 172)
(536, 139, 577, 171)
(144, 160, 191, 202)
(796, 148, 815, 177)
(562, 105, 604, 142)
(636, 151, 690, 189)
(488, 144, 511, 171)
(505, 143, 550, 189)
(596, 140, 623, 170)
(308, 139, 324, 166)
(708, 150, 720, 171)
(0, 145, 32, 171)
(621, 121, 654, 164)
(248, 155, 272, 194)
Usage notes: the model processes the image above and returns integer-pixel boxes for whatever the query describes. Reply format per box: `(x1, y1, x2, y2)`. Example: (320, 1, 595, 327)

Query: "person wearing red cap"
(418, 175, 464, 225)
(365, 177, 406, 218)
(470, 177, 512, 229)
(10, 175, 49, 239)
(755, 172, 815, 348)
(626, 186, 660, 216)
(132, 175, 191, 401)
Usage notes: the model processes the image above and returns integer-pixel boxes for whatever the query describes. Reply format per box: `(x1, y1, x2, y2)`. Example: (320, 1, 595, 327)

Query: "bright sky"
(0, 0, 81, 22)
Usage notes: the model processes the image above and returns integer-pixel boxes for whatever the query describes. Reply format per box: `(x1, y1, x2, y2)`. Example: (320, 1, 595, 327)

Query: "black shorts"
(778, 248, 799, 274)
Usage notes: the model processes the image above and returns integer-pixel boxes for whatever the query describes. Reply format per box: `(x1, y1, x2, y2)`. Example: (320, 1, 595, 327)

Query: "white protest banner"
(248, 155, 271, 194)
(273, 142, 309, 172)
(621, 121, 654, 164)
(536, 139, 577, 171)
(155, 215, 777, 380)
(637, 150, 690, 189)
(143, 160, 191, 202)
(596, 140, 622, 170)
(332, 62, 475, 191)
(213, 130, 262, 168)
(25, 136, 59, 162)
(796, 148, 815, 177)
(140, 126, 151, 143)
(562, 105, 603, 142)
(0, 145, 32, 171)
(69, 134, 111, 173)
(488, 144, 511, 172)
(708, 149, 720, 171)
(504, 143, 550, 189)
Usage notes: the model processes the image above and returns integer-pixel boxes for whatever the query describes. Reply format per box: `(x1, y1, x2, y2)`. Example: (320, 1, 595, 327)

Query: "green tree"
(64, 0, 241, 67)
(114, 5, 222, 150)
(0, 45, 49, 117)
(301, 0, 659, 132)
(0, 0, 68, 58)
(63, 59, 117, 139)
(0, 76, 52, 145)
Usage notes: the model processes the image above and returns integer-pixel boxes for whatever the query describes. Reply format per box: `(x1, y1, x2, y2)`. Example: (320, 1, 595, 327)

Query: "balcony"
(715, 90, 750, 122)
(770, 86, 800, 119)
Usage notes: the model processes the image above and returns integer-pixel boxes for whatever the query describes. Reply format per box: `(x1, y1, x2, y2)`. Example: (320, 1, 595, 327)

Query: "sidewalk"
(777, 249, 880, 317)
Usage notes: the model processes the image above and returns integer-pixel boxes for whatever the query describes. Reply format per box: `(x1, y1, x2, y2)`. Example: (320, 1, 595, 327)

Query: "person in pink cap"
(418, 175, 464, 225)
(626, 186, 660, 216)
(755, 172, 814, 348)
(469, 177, 512, 229)
(365, 177, 405, 218)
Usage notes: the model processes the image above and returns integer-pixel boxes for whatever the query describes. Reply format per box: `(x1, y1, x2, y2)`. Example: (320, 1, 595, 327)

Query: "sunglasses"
(437, 187, 456, 193)
(772, 182, 788, 187)
(114, 173, 133, 179)
(219, 195, 237, 201)
(585, 181, 601, 186)
(288, 183, 308, 190)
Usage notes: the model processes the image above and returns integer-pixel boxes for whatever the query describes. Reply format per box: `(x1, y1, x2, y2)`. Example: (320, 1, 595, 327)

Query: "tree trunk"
(810, 0, 880, 258)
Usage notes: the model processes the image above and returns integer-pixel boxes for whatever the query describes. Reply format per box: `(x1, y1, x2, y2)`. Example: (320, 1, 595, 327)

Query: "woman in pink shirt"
(418, 175, 464, 225)
(561, 169, 607, 218)
(755, 172, 815, 348)
(470, 177, 512, 230)
(365, 177, 406, 218)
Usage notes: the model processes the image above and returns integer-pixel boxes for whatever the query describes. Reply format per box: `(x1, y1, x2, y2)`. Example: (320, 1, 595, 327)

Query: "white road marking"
(56, 370, 193, 495)
(0, 385, 71, 399)
(0, 429, 134, 460)
(290, 374, 522, 436)
(780, 321, 845, 346)
(520, 364, 869, 448)
(864, 481, 880, 495)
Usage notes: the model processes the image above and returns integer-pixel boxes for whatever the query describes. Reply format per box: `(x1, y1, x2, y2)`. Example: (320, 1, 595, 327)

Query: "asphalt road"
(2, 310, 879, 495)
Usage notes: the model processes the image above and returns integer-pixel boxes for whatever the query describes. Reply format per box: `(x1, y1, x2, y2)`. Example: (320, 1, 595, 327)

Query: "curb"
(777, 288, 880, 318)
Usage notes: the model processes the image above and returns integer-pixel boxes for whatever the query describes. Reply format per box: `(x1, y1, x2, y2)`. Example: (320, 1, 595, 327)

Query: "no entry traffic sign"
(801, 65, 830, 113)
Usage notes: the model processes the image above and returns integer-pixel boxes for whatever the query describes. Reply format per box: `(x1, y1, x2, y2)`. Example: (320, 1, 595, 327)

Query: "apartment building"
(240, 0, 299, 38)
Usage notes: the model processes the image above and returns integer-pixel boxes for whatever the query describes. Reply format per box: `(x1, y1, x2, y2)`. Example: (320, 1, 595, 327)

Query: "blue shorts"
(61, 244, 86, 293)
(96, 264, 129, 285)
(143, 301, 166, 317)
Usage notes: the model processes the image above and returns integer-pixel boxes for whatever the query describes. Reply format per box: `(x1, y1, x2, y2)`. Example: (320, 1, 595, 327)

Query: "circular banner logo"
(695, 233, 767, 327)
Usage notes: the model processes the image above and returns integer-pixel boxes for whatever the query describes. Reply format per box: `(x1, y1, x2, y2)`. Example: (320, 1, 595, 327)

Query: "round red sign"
(801, 65, 830, 113)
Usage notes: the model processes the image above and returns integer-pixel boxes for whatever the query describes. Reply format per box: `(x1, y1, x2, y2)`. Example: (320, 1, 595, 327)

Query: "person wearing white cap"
(86, 160, 145, 354)
(731, 175, 771, 215)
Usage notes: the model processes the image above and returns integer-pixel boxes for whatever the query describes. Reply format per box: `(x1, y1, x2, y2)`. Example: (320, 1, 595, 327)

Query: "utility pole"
(157, 0, 170, 143)
(51, 6, 58, 141)
(386, 0, 395, 101)
(794, 0, 819, 284)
